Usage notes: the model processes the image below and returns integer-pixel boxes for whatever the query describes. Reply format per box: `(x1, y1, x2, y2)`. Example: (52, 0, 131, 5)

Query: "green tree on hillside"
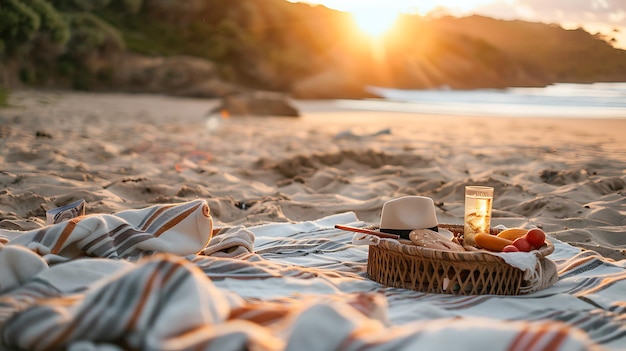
(49, 0, 112, 12)
(0, 0, 126, 87)
(28, 0, 71, 43)
(0, 0, 41, 54)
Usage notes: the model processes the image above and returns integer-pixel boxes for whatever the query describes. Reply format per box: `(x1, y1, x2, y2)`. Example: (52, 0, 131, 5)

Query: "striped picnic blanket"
(0, 200, 624, 350)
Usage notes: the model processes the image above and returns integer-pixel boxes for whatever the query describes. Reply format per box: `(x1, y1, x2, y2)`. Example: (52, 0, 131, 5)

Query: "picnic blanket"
(0, 200, 624, 350)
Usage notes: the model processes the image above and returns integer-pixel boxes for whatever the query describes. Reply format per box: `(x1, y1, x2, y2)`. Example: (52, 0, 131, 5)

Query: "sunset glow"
(351, 7, 399, 37)
(288, 0, 626, 48)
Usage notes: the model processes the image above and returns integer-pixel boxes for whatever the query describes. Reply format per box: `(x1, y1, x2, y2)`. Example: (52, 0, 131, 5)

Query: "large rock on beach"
(211, 91, 300, 117)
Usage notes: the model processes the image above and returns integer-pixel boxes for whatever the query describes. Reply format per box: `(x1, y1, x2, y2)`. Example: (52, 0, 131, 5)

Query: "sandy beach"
(1, 90, 625, 260)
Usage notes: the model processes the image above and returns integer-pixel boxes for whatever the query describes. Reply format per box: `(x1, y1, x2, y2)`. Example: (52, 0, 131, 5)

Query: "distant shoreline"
(345, 82, 626, 119)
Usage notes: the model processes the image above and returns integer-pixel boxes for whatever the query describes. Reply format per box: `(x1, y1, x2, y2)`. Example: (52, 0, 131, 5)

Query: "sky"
(289, 0, 626, 48)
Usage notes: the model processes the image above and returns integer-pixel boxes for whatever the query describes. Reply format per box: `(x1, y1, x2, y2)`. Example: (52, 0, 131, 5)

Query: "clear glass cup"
(463, 186, 494, 247)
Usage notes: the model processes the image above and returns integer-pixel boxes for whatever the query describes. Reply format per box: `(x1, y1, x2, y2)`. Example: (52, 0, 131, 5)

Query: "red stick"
(334, 224, 400, 239)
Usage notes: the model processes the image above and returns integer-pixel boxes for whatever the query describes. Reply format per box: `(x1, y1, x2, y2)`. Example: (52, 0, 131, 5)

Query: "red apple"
(512, 237, 532, 252)
(525, 228, 546, 249)
(502, 245, 520, 252)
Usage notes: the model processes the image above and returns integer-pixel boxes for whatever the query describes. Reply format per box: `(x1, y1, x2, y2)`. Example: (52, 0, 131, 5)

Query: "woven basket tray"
(367, 224, 554, 295)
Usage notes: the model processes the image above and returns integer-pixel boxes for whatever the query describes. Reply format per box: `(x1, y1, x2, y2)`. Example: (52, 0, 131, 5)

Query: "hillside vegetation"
(1, 0, 625, 98)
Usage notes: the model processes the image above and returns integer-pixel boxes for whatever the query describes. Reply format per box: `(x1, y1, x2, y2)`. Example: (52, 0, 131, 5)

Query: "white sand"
(1, 90, 624, 259)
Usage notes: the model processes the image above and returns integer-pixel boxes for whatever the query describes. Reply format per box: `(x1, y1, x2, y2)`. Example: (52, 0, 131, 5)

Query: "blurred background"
(1, 0, 625, 113)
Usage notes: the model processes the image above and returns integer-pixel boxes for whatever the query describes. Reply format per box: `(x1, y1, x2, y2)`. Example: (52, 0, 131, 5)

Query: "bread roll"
(409, 229, 465, 251)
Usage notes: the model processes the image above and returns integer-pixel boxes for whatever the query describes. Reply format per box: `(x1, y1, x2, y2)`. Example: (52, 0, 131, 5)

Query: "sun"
(351, 7, 399, 38)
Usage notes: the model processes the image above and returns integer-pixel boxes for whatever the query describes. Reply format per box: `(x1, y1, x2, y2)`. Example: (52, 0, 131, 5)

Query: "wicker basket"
(366, 224, 554, 295)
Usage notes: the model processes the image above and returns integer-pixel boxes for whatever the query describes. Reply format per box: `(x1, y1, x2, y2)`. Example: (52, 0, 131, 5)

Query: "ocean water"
(337, 82, 626, 118)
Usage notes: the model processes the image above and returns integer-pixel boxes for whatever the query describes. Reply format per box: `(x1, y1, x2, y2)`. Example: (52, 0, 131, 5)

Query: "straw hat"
(380, 196, 440, 239)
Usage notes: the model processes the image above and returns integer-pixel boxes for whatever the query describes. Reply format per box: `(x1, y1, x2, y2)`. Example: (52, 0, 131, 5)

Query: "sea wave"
(338, 82, 626, 118)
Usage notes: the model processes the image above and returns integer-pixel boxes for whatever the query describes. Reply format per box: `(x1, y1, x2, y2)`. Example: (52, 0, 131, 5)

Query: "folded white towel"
(203, 226, 255, 258)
